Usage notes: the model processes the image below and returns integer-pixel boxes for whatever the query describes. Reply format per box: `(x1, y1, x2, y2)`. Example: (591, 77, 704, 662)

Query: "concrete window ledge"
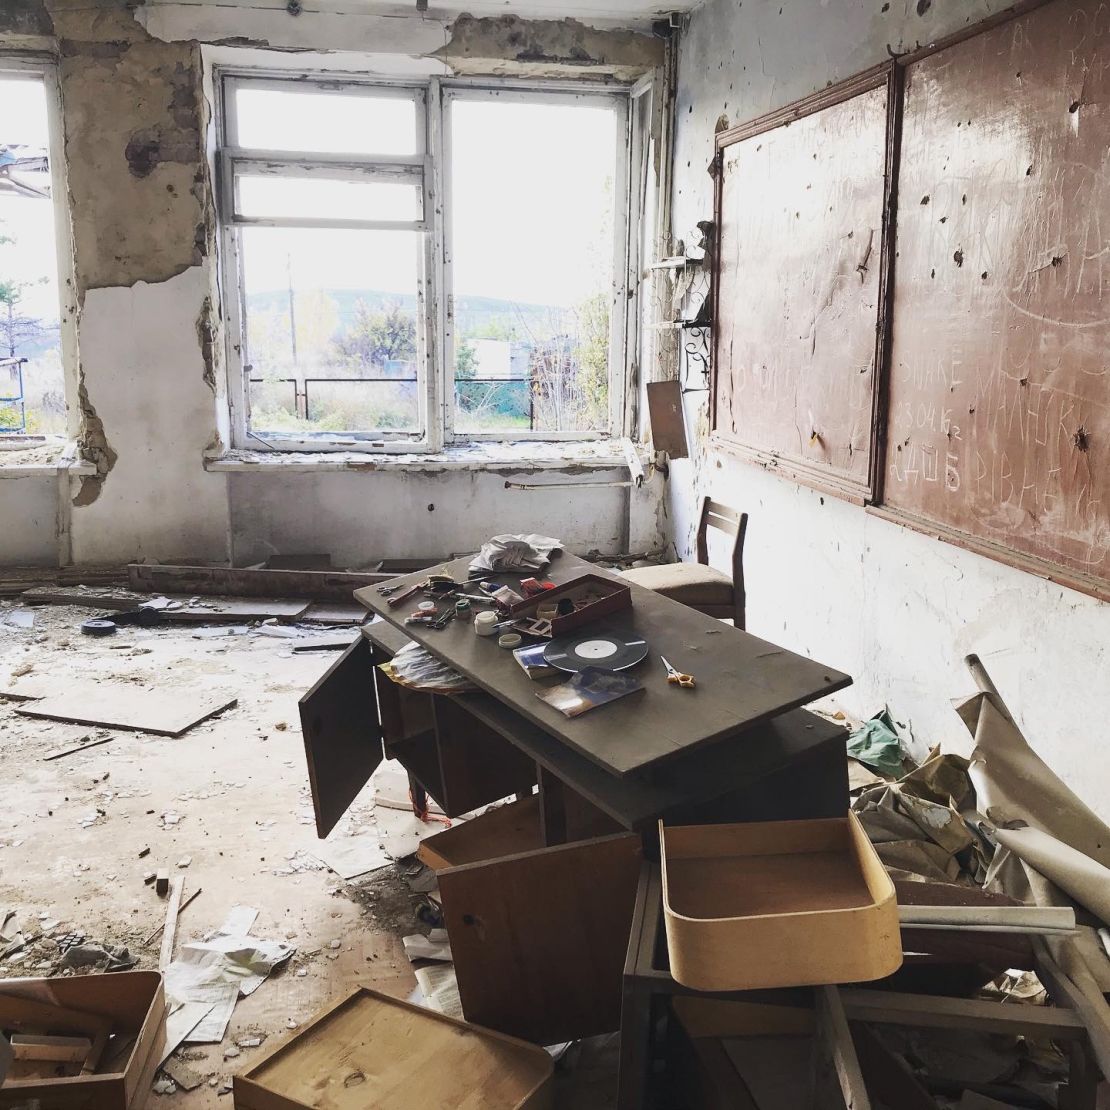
(0, 441, 97, 479)
(205, 441, 635, 475)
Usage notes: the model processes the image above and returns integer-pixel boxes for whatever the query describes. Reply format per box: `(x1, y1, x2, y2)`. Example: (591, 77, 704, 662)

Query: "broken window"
(218, 74, 635, 452)
(0, 67, 68, 439)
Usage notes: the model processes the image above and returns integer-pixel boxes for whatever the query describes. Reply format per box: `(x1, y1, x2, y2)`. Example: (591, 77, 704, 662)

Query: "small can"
(455, 598, 471, 615)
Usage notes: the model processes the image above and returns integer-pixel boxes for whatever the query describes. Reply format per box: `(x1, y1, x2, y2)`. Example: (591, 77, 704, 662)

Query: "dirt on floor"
(0, 601, 422, 1105)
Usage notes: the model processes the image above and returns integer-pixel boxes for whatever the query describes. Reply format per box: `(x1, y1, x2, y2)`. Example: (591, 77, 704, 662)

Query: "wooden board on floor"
(16, 687, 237, 737)
(299, 602, 366, 625)
(21, 585, 311, 623)
(127, 563, 392, 602)
(438, 832, 642, 1045)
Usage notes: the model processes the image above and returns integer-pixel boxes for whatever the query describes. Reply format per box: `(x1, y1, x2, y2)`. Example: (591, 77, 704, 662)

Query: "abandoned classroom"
(1, 0, 1109, 1106)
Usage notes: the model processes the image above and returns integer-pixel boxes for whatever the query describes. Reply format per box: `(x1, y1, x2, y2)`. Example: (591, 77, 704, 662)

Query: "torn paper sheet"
(403, 929, 452, 963)
(413, 964, 463, 1021)
(992, 825, 1110, 927)
(312, 834, 391, 881)
(956, 691, 1110, 867)
(160, 1001, 217, 1064)
(163, 905, 294, 1045)
(374, 805, 446, 860)
(469, 534, 562, 574)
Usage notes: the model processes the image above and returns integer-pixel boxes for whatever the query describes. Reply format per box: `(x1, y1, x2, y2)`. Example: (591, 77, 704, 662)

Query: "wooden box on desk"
(0, 971, 166, 1109)
(232, 987, 554, 1110)
(660, 812, 901, 991)
(509, 573, 631, 635)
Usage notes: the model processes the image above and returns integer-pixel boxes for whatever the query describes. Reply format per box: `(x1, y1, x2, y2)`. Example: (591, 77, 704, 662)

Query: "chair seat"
(623, 561, 734, 608)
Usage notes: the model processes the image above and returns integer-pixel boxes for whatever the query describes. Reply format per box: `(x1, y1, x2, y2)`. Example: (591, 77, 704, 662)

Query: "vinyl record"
(543, 630, 649, 673)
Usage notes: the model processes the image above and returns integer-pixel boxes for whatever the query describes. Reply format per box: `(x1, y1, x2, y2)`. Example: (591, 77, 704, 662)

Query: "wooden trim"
(714, 63, 892, 150)
(708, 436, 872, 506)
(867, 505, 1110, 604)
(890, 0, 1057, 69)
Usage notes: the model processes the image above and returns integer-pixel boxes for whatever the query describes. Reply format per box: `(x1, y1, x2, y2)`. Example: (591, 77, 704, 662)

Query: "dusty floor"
(0, 601, 615, 1107)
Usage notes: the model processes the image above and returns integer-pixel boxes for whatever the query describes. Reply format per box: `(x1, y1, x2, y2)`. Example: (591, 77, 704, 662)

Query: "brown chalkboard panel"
(712, 69, 893, 502)
(881, 0, 1110, 597)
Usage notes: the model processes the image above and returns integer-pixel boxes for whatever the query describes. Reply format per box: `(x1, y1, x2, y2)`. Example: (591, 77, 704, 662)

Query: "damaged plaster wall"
(229, 467, 658, 566)
(669, 0, 1110, 821)
(1, 0, 663, 566)
(39, 0, 229, 560)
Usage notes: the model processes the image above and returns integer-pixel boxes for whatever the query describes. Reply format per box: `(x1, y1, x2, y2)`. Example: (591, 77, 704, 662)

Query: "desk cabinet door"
(300, 637, 383, 838)
(438, 832, 642, 1045)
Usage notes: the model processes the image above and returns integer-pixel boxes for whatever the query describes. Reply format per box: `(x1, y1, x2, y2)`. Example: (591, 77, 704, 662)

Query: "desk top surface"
(355, 552, 851, 778)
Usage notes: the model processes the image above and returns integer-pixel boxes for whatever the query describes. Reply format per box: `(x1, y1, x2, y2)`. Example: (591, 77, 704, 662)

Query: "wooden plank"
(298, 637, 383, 838)
(850, 1021, 938, 1110)
(142, 886, 200, 948)
(17, 688, 236, 737)
(439, 832, 642, 1044)
(815, 985, 872, 1110)
(418, 797, 543, 871)
(158, 877, 184, 973)
(10, 1035, 92, 1064)
(840, 987, 1087, 1040)
(356, 553, 851, 778)
(128, 563, 393, 602)
(20, 585, 311, 622)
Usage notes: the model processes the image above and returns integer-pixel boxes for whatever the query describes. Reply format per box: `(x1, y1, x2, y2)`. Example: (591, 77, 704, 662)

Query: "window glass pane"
(239, 225, 422, 437)
(233, 86, 418, 156)
(0, 76, 65, 436)
(236, 173, 421, 223)
(450, 97, 618, 435)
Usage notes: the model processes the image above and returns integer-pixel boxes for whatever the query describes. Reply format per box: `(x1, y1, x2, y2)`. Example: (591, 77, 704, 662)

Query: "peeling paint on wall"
(0, 0, 53, 37)
(434, 14, 663, 80)
(72, 378, 118, 506)
(196, 293, 217, 394)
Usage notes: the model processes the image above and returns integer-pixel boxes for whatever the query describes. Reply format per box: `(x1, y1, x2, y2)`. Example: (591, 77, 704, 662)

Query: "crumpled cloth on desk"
(469, 534, 562, 574)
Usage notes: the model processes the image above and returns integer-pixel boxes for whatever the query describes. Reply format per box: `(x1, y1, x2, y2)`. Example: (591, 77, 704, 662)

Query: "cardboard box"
(0, 971, 166, 1109)
(233, 987, 553, 1110)
(661, 812, 902, 991)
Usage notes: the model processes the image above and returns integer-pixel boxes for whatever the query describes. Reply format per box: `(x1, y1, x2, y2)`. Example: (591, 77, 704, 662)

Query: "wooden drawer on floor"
(428, 807, 643, 1046)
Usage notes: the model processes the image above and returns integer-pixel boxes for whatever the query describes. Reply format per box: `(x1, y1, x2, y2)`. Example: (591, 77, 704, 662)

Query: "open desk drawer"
(233, 987, 553, 1110)
(661, 812, 901, 991)
(420, 798, 641, 1045)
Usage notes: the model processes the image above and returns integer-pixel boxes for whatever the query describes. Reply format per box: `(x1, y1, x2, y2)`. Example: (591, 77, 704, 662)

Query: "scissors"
(660, 655, 695, 689)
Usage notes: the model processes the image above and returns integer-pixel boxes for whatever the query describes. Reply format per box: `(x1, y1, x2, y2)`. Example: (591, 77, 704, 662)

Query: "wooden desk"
(354, 552, 851, 777)
(300, 557, 852, 1051)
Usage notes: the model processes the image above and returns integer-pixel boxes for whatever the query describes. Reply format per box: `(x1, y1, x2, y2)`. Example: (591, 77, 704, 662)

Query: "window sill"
(205, 441, 635, 474)
(0, 440, 97, 479)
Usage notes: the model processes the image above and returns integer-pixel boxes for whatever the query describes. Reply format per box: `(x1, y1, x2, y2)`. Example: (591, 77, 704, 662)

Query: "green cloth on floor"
(847, 709, 904, 777)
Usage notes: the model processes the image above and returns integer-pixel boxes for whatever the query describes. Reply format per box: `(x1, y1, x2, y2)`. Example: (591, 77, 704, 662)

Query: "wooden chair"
(623, 498, 748, 629)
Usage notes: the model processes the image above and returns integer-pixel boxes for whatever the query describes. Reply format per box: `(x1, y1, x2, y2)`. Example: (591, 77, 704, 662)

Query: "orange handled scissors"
(660, 655, 695, 689)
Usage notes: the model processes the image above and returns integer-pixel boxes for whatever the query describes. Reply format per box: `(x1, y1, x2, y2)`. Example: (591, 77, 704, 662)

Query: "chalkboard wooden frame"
(710, 64, 899, 505)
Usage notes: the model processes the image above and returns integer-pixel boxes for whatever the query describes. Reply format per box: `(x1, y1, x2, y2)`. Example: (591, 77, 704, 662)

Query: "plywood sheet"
(15, 687, 237, 737)
(883, 0, 1110, 591)
(713, 76, 889, 496)
(646, 379, 689, 458)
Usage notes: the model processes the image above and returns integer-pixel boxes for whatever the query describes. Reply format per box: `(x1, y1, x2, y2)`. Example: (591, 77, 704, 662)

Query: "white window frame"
(0, 56, 79, 445)
(215, 69, 638, 453)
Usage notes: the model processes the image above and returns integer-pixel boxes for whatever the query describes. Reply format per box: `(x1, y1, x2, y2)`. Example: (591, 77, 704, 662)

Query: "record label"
(544, 630, 649, 673)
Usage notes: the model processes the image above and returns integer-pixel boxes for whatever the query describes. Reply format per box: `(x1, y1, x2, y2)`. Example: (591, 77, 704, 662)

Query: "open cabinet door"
(299, 637, 382, 838)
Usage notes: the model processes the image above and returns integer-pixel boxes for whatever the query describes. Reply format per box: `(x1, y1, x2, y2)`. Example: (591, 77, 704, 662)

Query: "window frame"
(215, 68, 638, 453)
(0, 56, 79, 446)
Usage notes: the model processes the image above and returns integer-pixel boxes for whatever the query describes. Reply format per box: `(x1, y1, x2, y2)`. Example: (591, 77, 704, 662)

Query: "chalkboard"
(881, 0, 1110, 596)
(712, 69, 894, 501)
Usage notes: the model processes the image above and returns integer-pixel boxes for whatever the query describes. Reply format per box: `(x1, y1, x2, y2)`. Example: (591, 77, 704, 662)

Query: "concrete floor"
(0, 602, 615, 1107)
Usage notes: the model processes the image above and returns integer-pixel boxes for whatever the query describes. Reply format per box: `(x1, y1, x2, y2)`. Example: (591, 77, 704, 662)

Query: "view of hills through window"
(237, 90, 619, 440)
(0, 75, 65, 436)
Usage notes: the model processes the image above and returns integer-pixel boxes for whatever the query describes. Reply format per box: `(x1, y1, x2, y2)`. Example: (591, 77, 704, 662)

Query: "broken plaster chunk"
(177, 856, 192, 869)
(223, 1045, 240, 1059)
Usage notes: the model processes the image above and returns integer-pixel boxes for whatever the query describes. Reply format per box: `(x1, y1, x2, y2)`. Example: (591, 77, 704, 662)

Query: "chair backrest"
(695, 498, 748, 629)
